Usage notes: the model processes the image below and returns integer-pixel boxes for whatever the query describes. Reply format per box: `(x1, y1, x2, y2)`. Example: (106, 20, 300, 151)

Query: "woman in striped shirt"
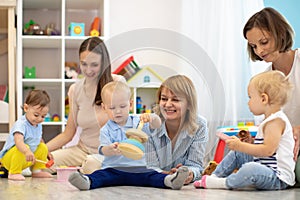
(146, 75, 208, 184)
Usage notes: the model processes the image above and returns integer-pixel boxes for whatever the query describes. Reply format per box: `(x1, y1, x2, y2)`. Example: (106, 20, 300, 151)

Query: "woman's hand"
(293, 126, 300, 161)
(184, 170, 194, 184)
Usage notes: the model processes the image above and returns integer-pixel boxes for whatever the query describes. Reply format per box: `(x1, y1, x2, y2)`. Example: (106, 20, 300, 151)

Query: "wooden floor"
(1, 176, 300, 200)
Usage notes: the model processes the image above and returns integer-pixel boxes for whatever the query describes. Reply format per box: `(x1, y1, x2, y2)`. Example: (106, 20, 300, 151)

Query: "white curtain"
(179, 0, 265, 161)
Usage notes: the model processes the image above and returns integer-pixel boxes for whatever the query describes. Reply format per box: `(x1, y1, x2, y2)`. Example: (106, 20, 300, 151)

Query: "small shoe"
(8, 174, 25, 181)
(68, 171, 90, 190)
(22, 167, 32, 177)
(32, 171, 53, 178)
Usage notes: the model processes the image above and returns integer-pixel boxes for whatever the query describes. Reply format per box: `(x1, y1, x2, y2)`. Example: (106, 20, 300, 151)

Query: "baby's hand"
(103, 142, 122, 156)
(226, 136, 241, 150)
(140, 113, 151, 123)
(25, 150, 35, 162)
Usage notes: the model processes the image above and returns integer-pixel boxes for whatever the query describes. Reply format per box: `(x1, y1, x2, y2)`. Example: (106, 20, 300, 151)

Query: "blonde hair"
(250, 70, 292, 106)
(101, 81, 131, 104)
(155, 75, 199, 135)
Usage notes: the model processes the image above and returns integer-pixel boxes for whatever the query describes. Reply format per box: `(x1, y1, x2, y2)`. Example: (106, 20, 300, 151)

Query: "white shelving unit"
(17, 0, 106, 141)
(0, 0, 16, 143)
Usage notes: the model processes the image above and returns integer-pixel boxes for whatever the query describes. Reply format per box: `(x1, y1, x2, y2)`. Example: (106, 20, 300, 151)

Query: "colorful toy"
(69, 22, 85, 36)
(36, 159, 54, 168)
(23, 19, 44, 35)
(113, 56, 140, 80)
(214, 125, 258, 163)
(118, 122, 148, 160)
(24, 66, 36, 78)
(90, 17, 101, 36)
(44, 113, 51, 122)
(52, 114, 60, 122)
(0, 166, 8, 178)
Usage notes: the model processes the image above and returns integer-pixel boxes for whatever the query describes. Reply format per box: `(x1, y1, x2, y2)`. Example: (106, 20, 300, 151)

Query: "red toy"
(36, 159, 54, 168)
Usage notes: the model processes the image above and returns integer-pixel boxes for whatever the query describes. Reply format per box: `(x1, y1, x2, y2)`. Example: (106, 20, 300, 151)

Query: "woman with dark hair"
(46, 37, 125, 174)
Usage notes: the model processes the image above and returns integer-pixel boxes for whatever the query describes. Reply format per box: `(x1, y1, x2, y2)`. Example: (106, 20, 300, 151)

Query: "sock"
(164, 166, 189, 190)
(68, 171, 90, 190)
(194, 174, 218, 188)
(200, 175, 227, 189)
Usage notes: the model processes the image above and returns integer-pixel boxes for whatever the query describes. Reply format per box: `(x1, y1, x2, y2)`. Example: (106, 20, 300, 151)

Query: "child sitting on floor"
(196, 71, 295, 190)
(68, 81, 189, 190)
(0, 90, 53, 181)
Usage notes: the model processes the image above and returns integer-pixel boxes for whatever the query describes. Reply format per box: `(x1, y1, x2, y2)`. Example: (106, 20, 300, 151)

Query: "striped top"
(253, 110, 295, 186)
(145, 115, 208, 181)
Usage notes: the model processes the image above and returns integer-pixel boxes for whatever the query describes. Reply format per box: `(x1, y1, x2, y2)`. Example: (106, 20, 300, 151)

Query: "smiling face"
(246, 27, 280, 63)
(24, 104, 49, 126)
(79, 51, 102, 81)
(159, 87, 188, 123)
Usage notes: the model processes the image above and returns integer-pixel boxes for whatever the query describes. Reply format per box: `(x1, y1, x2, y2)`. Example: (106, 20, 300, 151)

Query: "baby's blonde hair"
(101, 81, 131, 104)
(250, 70, 292, 106)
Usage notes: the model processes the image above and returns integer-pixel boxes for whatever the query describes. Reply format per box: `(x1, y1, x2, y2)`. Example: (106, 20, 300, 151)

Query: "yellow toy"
(118, 122, 148, 160)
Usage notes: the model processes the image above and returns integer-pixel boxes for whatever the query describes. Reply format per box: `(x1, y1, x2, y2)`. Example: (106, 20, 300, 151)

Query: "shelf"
(23, 0, 61, 9)
(17, 0, 106, 136)
(22, 78, 63, 83)
(22, 36, 62, 48)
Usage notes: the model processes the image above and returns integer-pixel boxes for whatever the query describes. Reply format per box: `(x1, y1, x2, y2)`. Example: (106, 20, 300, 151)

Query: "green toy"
(24, 66, 36, 78)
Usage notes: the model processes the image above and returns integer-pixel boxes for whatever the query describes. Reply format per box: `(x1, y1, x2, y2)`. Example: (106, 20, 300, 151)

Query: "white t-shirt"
(266, 49, 300, 127)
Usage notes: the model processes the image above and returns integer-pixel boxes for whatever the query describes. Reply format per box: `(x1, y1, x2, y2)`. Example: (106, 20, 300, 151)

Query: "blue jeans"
(213, 151, 288, 190)
(87, 167, 168, 189)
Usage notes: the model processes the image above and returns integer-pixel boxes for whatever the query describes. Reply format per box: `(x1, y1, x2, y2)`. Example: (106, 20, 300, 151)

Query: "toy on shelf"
(44, 113, 51, 122)
(24, 66, 36, 78)
(113, 56, 140, 80)
(23, 19, 44, 35)
(118, 122, 148, 160)
(213, 124, 257, 163)
(90, 17, 101, 36)
(45, 23, 60, 35)
(65, 62, 80, 79)
(52, 114, 60, 122)
(69, 22, 85, 36)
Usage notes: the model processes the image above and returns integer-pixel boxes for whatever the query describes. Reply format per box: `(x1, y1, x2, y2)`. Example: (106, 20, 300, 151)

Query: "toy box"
(69, 22, 85, 36)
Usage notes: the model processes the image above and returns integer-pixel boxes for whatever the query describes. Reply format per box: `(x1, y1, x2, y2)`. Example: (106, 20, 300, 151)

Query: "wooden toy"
(36, 159, 54, 168)
(118, 122, 148, 160)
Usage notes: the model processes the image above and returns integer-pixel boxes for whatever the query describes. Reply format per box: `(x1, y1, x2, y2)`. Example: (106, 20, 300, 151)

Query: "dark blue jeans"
(87, 167, 168, 189)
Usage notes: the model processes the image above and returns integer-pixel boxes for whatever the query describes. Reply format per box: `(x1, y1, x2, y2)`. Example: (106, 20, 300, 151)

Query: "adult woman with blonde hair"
(146, 75, 208, 184)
